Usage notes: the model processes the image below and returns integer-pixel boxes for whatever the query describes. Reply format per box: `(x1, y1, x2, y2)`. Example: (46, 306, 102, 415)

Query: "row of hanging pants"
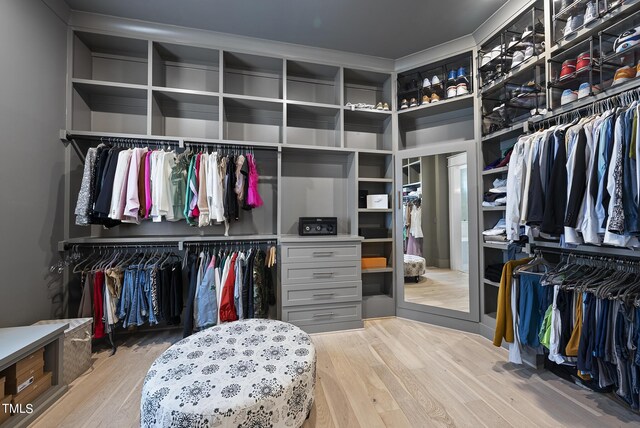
(182, 247, 276, 337)
(508, 272, 640, 409)
(78, 261, 184, 339)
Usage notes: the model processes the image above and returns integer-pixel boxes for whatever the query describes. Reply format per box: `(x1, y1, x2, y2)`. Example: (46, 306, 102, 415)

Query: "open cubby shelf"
(73, 31, 148, 85)
(152, 90, 219, 139)
(152, 42, 220, 92)
(287, 60, 340, 105)
(72, 81, 148, 134)
(223, 51, 283, 99)
(286, 104, 341, 148)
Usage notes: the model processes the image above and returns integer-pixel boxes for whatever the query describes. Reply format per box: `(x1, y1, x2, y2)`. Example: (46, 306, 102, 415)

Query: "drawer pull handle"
(313, 251, 335, 257)
(312, 272, 334, 278)
(313, 312, 335, 318)
(313, 292, 335, 298)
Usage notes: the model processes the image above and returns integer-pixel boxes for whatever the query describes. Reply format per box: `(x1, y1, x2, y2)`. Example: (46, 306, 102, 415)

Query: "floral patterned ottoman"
(141, 319, 316, 428)
(404, 254, 426, 283)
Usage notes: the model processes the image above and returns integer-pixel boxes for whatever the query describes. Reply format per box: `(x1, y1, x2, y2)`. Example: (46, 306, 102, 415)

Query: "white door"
(448, 153, 469, 273)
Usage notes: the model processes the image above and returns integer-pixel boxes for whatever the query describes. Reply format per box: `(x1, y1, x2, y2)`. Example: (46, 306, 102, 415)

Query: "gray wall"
(0, 0, 68, 327)
(422, 154, 451, 268)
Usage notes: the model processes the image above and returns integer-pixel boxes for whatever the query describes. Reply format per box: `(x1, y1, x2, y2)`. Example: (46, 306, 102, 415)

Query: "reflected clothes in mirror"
(404, 200, 423, 256)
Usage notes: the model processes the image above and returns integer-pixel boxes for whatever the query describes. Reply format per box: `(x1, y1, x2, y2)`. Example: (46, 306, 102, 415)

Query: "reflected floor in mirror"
(404, 267, 470, 312)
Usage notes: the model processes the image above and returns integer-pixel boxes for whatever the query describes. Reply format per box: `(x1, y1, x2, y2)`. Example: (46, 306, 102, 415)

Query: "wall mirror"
(396, 141, 479, 322)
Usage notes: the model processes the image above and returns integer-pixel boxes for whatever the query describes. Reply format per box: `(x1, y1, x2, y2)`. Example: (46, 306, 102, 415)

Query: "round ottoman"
(404, 254, 426, 283)
(141, 319, 316, 428)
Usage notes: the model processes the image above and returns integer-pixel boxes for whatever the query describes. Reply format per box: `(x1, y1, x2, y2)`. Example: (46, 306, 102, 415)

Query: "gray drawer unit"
(281, 261, 360, 284)
(280, 238, 364, 333)
(282, 281, 361, 307)
(281, 243, 360, 264)
(282, 303, 362, 326)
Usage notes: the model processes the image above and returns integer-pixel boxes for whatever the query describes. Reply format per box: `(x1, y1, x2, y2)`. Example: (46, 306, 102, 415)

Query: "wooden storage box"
(361, 257, 387, 269)
(11, 372, 52, 409)
(0, 394, 12, 424)
(2, 348, 44, 395)
(34, 318, 92, 385)
(0, 376, 4, 397)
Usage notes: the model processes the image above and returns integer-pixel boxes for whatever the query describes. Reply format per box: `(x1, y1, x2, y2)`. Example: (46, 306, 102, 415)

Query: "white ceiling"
(63, 0, 508, 59)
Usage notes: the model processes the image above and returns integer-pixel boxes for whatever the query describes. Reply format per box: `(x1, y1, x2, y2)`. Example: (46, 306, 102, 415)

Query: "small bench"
(404, 254, 426, 283)
(141, 319, 316, 428)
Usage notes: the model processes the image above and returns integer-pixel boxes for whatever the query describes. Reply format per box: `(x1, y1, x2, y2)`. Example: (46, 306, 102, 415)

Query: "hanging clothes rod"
(530, 242, 640, 260)
(60, 131, 279, 162)
(531, 85, 640, 130)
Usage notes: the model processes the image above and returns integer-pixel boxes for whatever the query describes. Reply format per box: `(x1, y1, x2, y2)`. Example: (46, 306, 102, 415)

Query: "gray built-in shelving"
(64, 27, 398, 327)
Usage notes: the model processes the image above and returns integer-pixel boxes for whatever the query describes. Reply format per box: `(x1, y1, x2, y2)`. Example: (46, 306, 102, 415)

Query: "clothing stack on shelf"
(483, 147, 513, 171)
(74, 144, 264, 234)
(505, 95, 640, 247)
(484, 262, 505, 283)
(482, 177, 507, 207)
(403, 193, 423, 256)
(494, 253, 640, 409)
(75, 248, 184, 338)
(483, 218, 508, 243)
(183, 243, 277, 338)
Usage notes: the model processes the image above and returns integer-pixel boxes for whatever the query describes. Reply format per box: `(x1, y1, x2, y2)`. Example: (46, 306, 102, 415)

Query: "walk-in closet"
(2, 0, 640, 426)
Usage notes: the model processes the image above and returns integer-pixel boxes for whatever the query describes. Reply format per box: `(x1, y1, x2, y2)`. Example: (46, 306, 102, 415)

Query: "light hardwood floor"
(404, 267, 470, 312)
(32, 318, 640, 427)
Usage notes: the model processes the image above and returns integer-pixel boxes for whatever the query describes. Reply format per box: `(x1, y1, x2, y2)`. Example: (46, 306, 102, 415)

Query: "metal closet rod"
(531, 243, 640, 260)
(69, 243, 179, 250)
(534, 86, 640, 130)
(183, 239, 277, 246)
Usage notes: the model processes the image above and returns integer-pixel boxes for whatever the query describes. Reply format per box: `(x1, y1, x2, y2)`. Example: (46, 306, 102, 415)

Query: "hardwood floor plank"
(30, 318, 640, 428)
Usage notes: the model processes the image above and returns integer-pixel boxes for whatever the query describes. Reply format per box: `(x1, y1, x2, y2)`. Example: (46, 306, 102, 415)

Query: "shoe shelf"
(482, 119, 530, 141)
(481, 55, 546, 95)
(482, 206, 506, 212)
(532, 77, 640, 124)
(344, 68, 392, 113)
(397, 93, 474, 118)
(479, 2, 546, 147)
(599, 10, 640, 65)
(397, 51, 473, 113)
(553, 0, 592, 22)
(551, 0, 640, 53)
(152, 42, 220, 92)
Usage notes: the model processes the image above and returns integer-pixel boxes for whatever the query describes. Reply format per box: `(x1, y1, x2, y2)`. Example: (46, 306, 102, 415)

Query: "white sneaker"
(456, 83, 469, 96)
(447, 85, 457, 99)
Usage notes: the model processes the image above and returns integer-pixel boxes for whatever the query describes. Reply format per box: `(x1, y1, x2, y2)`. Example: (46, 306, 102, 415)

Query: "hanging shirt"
(75, 147, 98, 225)
(198, 153, 210, 227)
(109, 149, 133, 220)
(220, 252, 238, 322)
(123, 147, 148, 223)
(409, 205, 423, 238)
(506, 137, 529, 240)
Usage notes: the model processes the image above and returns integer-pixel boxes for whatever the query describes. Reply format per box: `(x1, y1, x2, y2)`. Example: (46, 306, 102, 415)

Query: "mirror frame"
(394, 139, 480, 322)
